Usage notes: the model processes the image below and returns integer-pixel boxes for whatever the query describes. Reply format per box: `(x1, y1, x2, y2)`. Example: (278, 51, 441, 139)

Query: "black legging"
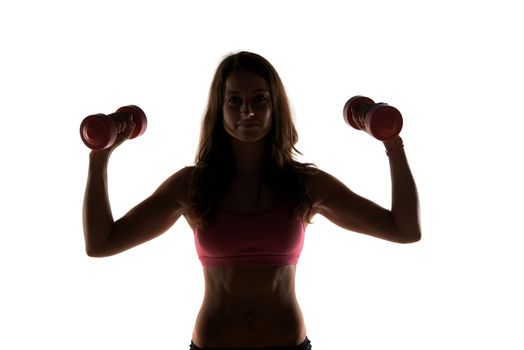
(189, 336, 312, 350)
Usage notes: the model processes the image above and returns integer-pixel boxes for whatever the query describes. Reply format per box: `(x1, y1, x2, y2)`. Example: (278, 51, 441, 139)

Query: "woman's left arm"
(307, 136, 421, 243)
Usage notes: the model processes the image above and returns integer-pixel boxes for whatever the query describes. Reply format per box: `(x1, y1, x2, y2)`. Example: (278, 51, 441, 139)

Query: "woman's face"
(222, 70, 272, 143)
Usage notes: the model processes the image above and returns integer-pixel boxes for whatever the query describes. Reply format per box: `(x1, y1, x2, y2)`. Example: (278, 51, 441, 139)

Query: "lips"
(238, 123, 259, 127)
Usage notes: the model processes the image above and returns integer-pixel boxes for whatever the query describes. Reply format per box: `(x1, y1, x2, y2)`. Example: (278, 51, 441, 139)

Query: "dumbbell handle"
(343, 96, 403, 141)
(80, 105, 147, 150)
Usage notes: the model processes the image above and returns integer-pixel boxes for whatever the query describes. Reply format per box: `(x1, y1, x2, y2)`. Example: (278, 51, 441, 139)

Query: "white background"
(1, 0, 523, 349)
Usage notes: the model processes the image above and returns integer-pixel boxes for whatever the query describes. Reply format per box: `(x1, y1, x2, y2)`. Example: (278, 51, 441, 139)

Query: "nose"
(240, 101, 254, 118)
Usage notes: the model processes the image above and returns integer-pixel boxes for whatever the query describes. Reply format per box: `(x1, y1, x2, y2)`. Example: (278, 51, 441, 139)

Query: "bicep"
(310, 169, 400, 242)
(101, 167, 191, 256)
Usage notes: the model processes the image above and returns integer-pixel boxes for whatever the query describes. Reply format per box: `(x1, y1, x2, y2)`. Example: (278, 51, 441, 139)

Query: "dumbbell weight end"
(80, 114, 118, 150)
(80, 105, 147, 150)
(343, 96, 403, 141)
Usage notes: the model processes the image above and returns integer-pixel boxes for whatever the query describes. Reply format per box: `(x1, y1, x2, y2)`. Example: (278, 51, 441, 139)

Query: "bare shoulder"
(302, 168, 340, 208)
(163, 165, 195, 185)
(158, 165, 195, 206)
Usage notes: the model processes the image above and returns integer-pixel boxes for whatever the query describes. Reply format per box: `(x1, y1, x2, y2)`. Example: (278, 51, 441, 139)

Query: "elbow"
(397, 234, 421, 244)
(85, 246, 103, 258)
(388, 215, 421, 244)
(395, 229, 421, 244)
(85, 243, 112, 258)
(84, 227, 114, 258)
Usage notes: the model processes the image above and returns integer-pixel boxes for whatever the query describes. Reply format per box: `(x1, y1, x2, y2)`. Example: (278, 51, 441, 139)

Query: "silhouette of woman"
(82, 51, 421, 350)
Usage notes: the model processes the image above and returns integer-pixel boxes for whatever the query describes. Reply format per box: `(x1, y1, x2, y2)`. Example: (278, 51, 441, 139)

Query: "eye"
(227, 96, 241, 105)
(255, 95, 268, 103)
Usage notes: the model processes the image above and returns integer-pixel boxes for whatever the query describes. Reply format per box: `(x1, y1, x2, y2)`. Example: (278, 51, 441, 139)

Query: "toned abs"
(192, 264, 307, 348)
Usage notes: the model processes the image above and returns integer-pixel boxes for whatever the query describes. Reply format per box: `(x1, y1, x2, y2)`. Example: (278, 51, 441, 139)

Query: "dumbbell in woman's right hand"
(343, 96, 403, 141)
(80, 105, 147, 150)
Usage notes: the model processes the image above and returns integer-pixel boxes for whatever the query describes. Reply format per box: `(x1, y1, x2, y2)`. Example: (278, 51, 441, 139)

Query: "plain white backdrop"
(1, 0, 523, 349)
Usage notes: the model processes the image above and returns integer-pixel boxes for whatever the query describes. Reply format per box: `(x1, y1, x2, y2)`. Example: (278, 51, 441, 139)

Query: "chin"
(232, 133, 268, 144)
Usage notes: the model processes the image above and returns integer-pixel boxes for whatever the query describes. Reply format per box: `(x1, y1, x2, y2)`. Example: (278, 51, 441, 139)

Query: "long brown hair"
(185, 51, 318, 229)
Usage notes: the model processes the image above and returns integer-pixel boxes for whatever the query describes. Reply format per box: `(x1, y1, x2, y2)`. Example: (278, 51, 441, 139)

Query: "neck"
(230, 138, 267, 182)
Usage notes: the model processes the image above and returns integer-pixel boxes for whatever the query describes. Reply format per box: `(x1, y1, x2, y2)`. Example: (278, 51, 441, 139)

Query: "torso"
(186, 177, 312, 348)
(192, 265, 307, 348)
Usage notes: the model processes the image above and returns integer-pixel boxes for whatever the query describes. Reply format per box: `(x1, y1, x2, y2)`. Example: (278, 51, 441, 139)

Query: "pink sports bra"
(193, 203, 305, 267)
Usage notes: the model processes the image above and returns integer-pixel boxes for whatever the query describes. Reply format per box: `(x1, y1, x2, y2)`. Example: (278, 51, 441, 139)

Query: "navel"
(243, 309, 255, 328)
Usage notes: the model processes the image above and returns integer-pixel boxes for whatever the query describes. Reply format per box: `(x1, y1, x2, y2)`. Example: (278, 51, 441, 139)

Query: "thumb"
(124, 114, 136, 138)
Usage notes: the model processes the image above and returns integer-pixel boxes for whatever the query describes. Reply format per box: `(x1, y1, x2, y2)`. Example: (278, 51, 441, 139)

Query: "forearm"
(384, 136, 421, 241)
(82, 150, 114, 255)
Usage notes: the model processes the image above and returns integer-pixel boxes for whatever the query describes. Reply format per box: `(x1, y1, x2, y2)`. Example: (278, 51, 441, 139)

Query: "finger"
(128, 114, 136, 130)
(115, 118, 127, 133)
(359, 114, 366, 129)
(121, 115, 135, 138)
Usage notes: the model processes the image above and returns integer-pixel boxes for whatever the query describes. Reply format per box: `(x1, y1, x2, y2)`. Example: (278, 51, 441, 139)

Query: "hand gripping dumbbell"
(343, 96, 403, 141)
(80, 105, 147, 150)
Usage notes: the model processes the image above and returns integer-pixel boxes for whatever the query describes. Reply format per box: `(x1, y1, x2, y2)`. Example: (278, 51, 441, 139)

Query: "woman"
(83, 51, 421, 350)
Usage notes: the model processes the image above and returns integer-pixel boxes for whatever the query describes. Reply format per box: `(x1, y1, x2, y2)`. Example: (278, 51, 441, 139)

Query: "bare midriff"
(191, 264, 307, 348)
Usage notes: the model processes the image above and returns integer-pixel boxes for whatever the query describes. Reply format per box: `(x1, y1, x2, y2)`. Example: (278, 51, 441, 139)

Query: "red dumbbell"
(343, 96, 403, 141)
(80, 105, 147, 150)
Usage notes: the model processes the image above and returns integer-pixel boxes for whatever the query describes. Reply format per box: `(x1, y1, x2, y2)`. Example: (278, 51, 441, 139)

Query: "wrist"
(383, 136, 404, 157)
(89, 149, 111, 164)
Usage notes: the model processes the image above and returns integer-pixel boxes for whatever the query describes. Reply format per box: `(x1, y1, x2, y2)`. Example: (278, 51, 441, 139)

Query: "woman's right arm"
(82, 152, 192, 257)
(82, 113, 192, 257)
